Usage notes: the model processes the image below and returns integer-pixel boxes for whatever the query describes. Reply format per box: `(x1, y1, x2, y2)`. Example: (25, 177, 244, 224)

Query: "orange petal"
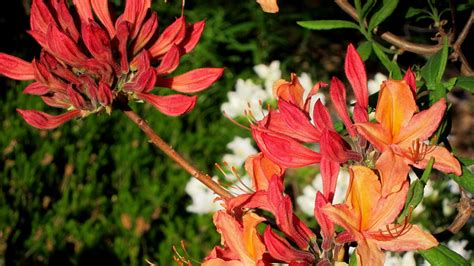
(376, 150, 411, 197)
(375, 225, 438, 252)
(368, 180, 409, 230)
(244, 153, 283, 191)
(356, 239, 385, 266)
(375, 80, 417, 138)
(322, 204, 361, 240)
(355, 122, 392, 151)
(413, 146, 462, 176)
(212, 212, 254, 264)
(272, 74, 305, 109)
(256, 0, 279, 13)
(202, 258, 243, 266)
(346, 166, 381, 230)
(242, 212, 266, 261)
(395, 98, 446, 147)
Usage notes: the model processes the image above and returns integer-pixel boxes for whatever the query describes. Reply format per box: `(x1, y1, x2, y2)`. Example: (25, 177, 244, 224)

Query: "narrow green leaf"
(449, 166, 474, 194)
(443, 77, 457, 91)
(399, 180, 424, 219)
(357, 41, 373, 61)
(406, 7, 428, 18)
(420, 157, 435, 183)
(455, 76, 474, 93)
(421, 37, 449, 84)
(457, 156, 474, 166)
(372, 43, 402, 79)
(361, 0, 376, 20)
(297, 20, 359, 30)
(427, 82, 446, 103)
(368, 0, 399, 32)
(349, 251, 357, 266)
(354, 0, 362, 19)
(419, 245, 469, 266)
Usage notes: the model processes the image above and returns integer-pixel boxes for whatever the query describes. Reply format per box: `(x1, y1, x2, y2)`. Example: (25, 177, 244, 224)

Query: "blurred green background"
(0, 0, 472, 265)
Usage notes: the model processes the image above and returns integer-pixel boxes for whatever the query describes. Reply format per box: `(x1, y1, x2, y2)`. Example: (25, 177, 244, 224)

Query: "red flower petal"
(149, 16, 187, 58)
(136, 93, 197, 116)
(91, 0, 116, 37)
(52, 0, 80, 41)
(278, 100, 321, 142)
(403, 68, 417, 95)
(132, 12, 159, 54)
(0, 53, 35, 80)
(181, 20, 205, 54)
(252, 126, 321, 168)
(314, 192, 335, 250)
(312, 99, 334, 132)
(23, 82, 50, 95)
(263, 227, 314, 263)
(329, 76, 356, 137)
(72, 0, 93, 22)
(156, 68, 224, 93)
(345, 43, 368, 108)
(17, 109, 81, 129)
(156, 44, 181, 75)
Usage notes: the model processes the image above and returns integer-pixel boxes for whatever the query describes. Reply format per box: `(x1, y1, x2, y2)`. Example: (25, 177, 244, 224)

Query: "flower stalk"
(118, 99, 233, 200)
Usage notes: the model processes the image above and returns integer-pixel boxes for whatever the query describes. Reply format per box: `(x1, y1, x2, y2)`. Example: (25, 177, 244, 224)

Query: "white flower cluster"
(296, 169, 350, 216)
(185, 136, 257, 214)
(221, 61, 323, 120)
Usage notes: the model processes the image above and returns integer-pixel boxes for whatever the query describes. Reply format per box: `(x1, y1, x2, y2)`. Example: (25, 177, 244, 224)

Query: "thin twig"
(452, 11, 474, 76)
(334, 0, 443, 55)
(119, 101, 233, 200)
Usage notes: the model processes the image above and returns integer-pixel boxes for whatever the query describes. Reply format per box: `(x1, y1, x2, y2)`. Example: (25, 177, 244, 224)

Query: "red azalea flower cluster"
(202, 45, 461, 266)
(0, 0, 223, 129)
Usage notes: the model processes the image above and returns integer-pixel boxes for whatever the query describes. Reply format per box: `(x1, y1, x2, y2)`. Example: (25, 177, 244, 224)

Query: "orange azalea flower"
(356, 80, 461, 196)
(323, 166, 438, 266)
(256, 0, 279, 13)
(203, 211, 267, 266)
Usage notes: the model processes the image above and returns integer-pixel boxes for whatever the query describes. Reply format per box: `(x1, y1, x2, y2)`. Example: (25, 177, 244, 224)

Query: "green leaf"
(420, 157, 435, 183)
(455, 76, 474, 93)
(349, 251, 357, 266)
(399, 158, 434, 219)
(361, 0, 376, 20)
(372, 43, 402, 79)
(357, 41, 373, 61)
(419, 245, 470, 266)
(421, 37, 449, 84)
(297, 20, 359, 30)
(406, 7, 428, 18)
(458, 156, 474, 166)
(449, 166, 474, 194)
(368, 0, 399, 32)
(443, 77, 457, 91)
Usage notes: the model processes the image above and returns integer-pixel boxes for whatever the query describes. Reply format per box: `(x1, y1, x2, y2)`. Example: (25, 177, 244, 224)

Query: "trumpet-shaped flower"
(203, 211, 267, 265)
(323, 166, 438, 266)
(0, 0, 223, 129)
(356, 80, 461, 195)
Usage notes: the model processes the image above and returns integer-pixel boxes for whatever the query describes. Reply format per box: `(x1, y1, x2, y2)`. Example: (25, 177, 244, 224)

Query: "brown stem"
(119, 103, 233, 200)
(334, 0, 443, 55)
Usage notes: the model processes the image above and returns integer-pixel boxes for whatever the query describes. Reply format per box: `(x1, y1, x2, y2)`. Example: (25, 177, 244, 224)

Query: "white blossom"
(253, 60, 282, 96)
(368, 72, 388, 95)
(185, 177, 223, 214)
(222, 137, 257, 172)
(447, 240, 472, 260)
(221, 79, 270, 119)
(296, 169, 350, 216)
(384, 252, 416, 266)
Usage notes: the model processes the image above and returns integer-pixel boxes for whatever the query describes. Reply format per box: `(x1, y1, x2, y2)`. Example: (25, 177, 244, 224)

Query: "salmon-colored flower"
(0, 0, 223, 129)
(356, 80, 461, 195)
(323, 166, 438, 266)
(256, 0, 279, 13)
(203, 211, 267, 266)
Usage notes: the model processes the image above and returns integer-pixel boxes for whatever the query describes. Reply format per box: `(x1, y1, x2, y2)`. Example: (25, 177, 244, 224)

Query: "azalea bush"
(0, 0, 473, 265)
